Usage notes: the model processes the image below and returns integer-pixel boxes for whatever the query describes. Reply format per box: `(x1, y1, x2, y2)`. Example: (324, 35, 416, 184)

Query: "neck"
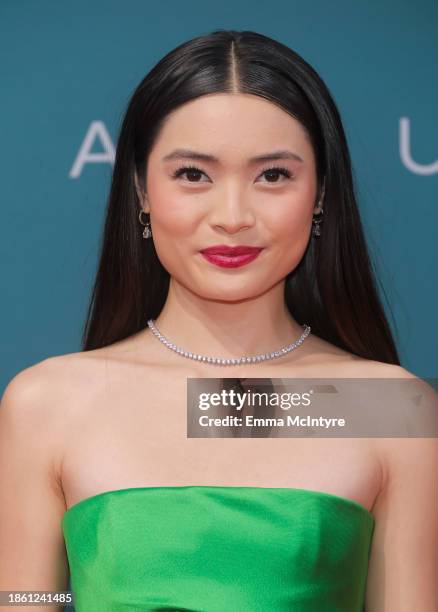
(147, 277, 308, 359)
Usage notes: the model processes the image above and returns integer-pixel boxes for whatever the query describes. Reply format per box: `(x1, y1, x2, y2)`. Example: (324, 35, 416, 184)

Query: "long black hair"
(82, 29, 400, 364)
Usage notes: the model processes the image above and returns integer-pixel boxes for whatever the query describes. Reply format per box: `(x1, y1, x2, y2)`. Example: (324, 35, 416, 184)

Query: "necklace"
(146, 318, 311, 366)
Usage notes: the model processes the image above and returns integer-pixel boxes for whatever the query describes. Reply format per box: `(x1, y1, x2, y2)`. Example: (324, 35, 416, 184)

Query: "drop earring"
(312, 207, 323, 237)
(138, 209, 152, 239)
(312, 180, 325, 237)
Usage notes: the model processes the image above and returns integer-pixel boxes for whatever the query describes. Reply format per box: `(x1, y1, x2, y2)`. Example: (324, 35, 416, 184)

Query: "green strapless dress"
(61, 486, 375, 611)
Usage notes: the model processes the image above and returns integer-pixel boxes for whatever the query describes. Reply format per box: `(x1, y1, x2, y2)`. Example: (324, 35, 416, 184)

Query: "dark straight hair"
(82, 29, 400, 365)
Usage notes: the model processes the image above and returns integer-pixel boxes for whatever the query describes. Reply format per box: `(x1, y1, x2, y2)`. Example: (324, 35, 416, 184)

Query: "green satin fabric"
(62, 485, 375, 611)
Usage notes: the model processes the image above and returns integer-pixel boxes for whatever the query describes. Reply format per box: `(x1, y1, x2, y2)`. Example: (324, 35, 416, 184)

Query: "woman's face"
(138, 93, 319, 301)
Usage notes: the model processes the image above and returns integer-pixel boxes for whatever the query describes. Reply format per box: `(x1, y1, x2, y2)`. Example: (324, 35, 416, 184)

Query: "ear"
(134, 171, 150, 213)
(313, 179, 325, 214)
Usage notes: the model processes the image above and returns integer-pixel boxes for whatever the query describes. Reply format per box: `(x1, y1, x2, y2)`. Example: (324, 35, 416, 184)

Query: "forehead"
(150, 93, 312, 159)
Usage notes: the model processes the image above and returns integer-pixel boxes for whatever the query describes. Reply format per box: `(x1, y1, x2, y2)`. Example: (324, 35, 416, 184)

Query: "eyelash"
(171, 164, 294, 183)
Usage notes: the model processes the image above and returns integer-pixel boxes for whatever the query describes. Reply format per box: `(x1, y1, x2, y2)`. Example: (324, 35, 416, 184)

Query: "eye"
(258, 166, 294, 183)
(171, 165, 210, 183)
(171, 164, 294, 184)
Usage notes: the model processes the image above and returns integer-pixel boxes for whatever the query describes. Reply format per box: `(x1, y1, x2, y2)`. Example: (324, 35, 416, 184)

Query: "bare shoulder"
(328, 348, 436, 464)
(0, 350, 111, 448)
(374, 365, 438, 463)
(0, 357, 73, 513)
(304, 333, 437, 463)
(303, 332, 418, 379)
(0, 331, 157, 425)
(364, 373, 438, 607)
(1, 356, 67, 424)
(1, 350, 104, 409)
(356, 360, 438, 505)
(0, 355, 98, 591)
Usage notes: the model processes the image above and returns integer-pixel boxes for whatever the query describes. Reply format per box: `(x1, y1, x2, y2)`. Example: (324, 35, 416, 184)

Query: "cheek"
(147, 180, 201, 237)
(267, 197, 312, 242)
(145, 179, 204, 277)
(264, 198, 313, 267)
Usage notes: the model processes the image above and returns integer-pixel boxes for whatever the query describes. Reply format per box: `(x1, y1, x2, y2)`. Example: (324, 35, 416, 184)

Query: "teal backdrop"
(1, 0, 437, 390)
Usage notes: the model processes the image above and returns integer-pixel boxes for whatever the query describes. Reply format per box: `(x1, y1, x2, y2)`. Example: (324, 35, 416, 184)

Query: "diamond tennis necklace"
(146, 319, 311, 366)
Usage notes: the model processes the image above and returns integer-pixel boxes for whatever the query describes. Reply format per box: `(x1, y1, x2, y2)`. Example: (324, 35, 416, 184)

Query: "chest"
(61, 367, 382, 512)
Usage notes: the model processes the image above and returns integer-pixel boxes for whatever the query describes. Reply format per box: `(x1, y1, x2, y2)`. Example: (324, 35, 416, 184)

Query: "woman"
(1, 29, 437, 612)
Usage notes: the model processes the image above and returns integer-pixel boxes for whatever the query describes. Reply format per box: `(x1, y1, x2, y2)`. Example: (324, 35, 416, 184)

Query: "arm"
(365, 433, 438, 610)
(0, 362, 69, 611)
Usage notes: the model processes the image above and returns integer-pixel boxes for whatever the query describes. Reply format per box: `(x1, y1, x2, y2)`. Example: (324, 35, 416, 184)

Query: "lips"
(200, 245, 264, 256)
(199, 245, 265, 268)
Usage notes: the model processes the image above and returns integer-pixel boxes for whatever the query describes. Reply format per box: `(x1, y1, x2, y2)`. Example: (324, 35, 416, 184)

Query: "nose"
(208, 188, 256, 234)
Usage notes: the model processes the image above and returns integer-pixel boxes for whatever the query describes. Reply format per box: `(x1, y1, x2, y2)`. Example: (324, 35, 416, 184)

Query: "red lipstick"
(199, 245, 264, 268)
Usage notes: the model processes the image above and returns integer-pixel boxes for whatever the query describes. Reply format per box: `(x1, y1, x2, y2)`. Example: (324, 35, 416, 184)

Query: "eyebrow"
(162, 148, 304, 164)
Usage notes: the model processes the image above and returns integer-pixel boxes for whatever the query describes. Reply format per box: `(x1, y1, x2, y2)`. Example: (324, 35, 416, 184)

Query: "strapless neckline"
(62, 483, 375, 610)
(63, 484, 374, 521)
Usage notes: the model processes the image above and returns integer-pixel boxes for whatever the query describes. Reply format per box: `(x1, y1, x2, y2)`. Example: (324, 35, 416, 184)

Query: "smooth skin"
(1, 93, 437, 611)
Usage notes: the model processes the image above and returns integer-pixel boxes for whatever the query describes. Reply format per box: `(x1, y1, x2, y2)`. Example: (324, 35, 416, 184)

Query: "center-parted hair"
(82, 29, 399, 364)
